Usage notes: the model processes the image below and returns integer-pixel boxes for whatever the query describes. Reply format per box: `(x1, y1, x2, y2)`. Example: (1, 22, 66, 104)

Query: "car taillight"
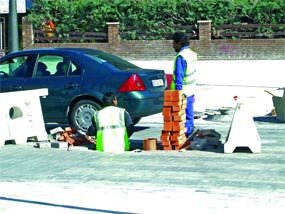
(118, 74, 146, 92)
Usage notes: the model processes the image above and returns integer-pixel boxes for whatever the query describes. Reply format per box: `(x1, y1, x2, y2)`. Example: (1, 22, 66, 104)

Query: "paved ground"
(1, 109, 285, 213)
(1, 60, 285, 213)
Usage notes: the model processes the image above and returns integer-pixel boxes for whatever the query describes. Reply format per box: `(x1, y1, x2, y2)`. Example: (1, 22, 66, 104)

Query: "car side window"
(0, 56, 33, 78)
(35, 55, 70, 77)
(69, 62, 82, 76)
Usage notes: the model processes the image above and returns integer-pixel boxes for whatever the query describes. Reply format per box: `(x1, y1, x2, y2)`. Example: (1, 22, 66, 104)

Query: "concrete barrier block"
(224, 103, 261, 153)
(0, 89, 48, 147)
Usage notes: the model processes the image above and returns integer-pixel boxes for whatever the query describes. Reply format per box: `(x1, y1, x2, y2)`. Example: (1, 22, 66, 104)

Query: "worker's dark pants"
(185, 95, 195, 137)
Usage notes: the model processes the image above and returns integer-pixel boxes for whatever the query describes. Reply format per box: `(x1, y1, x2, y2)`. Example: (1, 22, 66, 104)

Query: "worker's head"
(102, 92, 118, 107)
(172, 32, 189, 53)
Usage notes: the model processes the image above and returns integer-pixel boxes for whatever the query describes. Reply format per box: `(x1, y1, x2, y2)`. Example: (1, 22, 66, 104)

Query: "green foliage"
(28, 0, 285, 40)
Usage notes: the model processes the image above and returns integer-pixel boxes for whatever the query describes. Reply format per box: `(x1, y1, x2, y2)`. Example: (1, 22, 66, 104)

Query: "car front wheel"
(70, 100, 102, 132)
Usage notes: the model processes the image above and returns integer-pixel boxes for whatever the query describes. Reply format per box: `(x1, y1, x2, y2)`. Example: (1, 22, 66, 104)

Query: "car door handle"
(11, 85, 22, 90)
(64, 83, 78, 89)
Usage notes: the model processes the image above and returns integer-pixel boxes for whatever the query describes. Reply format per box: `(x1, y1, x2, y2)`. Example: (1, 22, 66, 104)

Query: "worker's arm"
(173, 55, 187, 90)
(124, 111, 134, 137)
(86, 117, 97, 137)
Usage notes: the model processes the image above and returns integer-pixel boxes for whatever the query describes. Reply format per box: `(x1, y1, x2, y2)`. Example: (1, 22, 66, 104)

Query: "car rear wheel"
(70, 100, 102, 132)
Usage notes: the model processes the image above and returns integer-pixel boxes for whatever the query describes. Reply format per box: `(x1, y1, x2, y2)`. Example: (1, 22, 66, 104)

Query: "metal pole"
(8, 0, 19, 53)
(0, 21, 2, 50)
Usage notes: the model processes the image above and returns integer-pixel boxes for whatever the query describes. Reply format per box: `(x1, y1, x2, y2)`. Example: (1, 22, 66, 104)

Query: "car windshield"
(82, 49, 140, 71)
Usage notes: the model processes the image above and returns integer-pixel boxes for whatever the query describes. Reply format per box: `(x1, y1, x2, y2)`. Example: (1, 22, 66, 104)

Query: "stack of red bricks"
(160, 90, 188, 150)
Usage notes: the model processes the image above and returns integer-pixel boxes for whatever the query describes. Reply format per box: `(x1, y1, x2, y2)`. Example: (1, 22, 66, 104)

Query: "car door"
(0, 54, 36, 93)
(21, 54, 83, 123)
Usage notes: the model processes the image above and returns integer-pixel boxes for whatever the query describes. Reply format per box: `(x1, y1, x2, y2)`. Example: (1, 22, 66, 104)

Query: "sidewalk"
(132, 60, 285, 87)
(132, 60, 285, 116)
(1, 113, 285, 213)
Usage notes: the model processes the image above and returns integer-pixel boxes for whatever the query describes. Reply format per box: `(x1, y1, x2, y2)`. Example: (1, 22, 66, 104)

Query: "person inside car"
(36, 62, 50, 77)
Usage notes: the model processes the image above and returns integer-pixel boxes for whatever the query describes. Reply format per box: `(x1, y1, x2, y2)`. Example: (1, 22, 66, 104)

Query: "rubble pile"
(50, 127, 95, 149)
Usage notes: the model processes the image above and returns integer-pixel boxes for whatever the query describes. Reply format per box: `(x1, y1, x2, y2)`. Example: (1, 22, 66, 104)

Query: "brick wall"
(22, 18, 285, 60)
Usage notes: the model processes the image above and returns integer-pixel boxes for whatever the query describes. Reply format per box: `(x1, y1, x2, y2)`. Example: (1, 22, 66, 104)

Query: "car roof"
(0, 48, 108, 64)
(4, 48, 103, 55)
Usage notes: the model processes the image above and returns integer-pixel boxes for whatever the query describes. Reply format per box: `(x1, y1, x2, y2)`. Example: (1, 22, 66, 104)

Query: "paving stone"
(34, 141, 51, 148)
(51, 141, 68, 149)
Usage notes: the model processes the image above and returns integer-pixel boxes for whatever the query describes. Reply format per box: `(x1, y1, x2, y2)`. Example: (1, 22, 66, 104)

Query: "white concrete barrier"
(224, 102, 261, 153)
(0, 88, 48, 146)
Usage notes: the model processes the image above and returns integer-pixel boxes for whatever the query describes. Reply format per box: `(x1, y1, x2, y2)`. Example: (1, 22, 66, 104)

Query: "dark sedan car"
(0, 48, 166, 131)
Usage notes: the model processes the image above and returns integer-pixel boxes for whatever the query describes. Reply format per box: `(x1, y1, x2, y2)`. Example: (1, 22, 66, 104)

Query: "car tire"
(70, 100, 102, 132)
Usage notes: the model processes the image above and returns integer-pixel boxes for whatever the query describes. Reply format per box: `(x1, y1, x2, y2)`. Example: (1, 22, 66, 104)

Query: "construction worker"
(171, 32, 197, 137)
(87, 92, 134, 152)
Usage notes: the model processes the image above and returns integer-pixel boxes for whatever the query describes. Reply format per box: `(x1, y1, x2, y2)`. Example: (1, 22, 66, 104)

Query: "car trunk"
(130, 68, 167, 92)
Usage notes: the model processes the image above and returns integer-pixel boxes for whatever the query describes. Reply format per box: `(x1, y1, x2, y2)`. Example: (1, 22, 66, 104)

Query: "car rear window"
(82, 49, 140, 71)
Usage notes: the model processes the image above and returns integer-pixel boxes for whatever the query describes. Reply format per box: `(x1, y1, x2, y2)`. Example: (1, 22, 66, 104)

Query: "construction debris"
(189, 129, 222, 150)
(49, 126, 95, 149)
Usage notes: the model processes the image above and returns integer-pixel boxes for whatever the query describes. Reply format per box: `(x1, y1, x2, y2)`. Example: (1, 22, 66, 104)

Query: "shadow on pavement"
(253, 116, 284, 123)
(130, 139, 163, 151)
(130, 139, 143, 150)
(133, 126, 150, 132)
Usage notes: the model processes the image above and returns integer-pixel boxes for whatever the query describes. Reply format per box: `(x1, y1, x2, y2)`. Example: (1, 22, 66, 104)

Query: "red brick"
(143, 138, 157, 151)
(172, 106, 181, 112)
(63, 132, 75, 145)
(172, 101, 183, 107)
(174, 146, 181, 150)
(161, 130, 171, 135)
(171, 136, 187, 146)
(161, 140, 171, 146)
(172, 121, 185, 132)
(171, 92, 183, 101)
(171, 90, 183, 97)
(173, 114, 186, 122)
(160, 133, 170, 141)
(162, 107, 171, 116)
(172, 111, 184, 116)
(163, 121, 172, 131)
(163, 115, 172, 121)
(170, 133, 186, 141)
(163, 101, 173, 106)
(173, 129, 186, 136)
(163, 146, 172, 150)
(164, 90, 173, 97)
(164, 94, 172, 101)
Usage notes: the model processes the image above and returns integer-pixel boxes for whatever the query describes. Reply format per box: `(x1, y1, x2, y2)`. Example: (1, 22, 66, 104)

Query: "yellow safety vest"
(95, 106, 130, 152)
(171, 48, 197, 96)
